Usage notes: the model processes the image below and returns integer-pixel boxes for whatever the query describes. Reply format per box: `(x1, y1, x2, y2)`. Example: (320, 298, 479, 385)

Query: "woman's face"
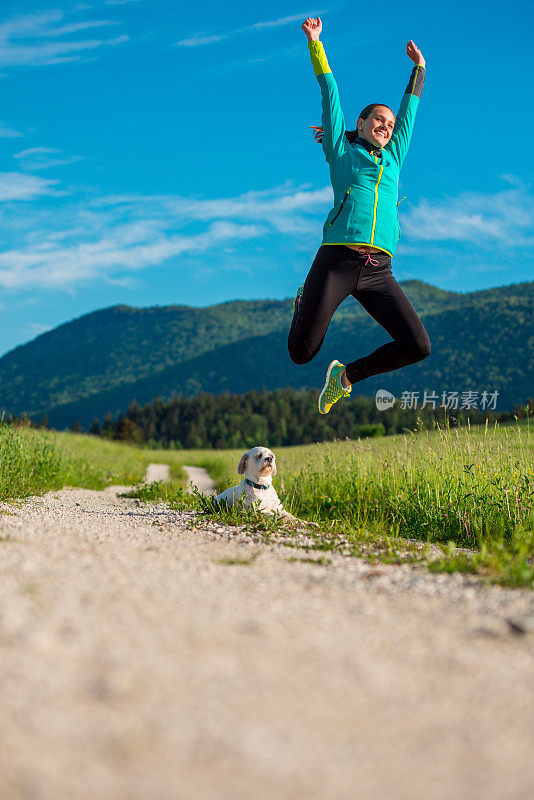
(357, 106, 396, 148)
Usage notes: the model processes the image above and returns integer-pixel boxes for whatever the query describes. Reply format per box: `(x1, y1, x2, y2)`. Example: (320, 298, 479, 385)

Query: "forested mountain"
(0, 279, 532, 429)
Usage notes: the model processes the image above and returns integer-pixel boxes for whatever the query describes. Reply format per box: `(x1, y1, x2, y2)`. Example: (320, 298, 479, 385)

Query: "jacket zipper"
(329, 187, 351, 226)
(370, 158, 384, 246)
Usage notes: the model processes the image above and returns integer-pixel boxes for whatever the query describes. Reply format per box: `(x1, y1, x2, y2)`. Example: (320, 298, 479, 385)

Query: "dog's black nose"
(265, 456, 273, 462)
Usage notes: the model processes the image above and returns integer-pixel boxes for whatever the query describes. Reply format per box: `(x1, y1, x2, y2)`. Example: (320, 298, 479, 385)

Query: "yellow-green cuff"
(308, 39, 331, 76)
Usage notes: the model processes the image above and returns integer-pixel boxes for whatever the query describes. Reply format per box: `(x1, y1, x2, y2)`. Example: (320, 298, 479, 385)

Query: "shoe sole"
(318, 359, 341, 414)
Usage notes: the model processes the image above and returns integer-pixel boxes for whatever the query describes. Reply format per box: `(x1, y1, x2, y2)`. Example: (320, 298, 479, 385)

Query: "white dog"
(216, 446, 300, 522)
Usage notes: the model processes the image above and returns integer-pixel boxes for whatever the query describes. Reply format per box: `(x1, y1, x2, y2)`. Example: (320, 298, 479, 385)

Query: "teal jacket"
(308, 40, 425, 257)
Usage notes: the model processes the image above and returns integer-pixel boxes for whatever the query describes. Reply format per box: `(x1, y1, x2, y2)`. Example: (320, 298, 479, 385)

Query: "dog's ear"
(237, 452, 248, 475)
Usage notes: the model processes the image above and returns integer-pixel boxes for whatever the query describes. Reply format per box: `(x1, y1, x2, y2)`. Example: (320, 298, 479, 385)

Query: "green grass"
(44, 429, 154, 488)
(125, 416, 534, 588)
(0, 424, 187, 501)
(0, 424, 63, 501)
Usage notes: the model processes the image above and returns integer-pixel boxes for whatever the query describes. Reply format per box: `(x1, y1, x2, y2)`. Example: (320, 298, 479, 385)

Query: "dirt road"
(182, 464, 216, 495)
(0, 469, 533, 800)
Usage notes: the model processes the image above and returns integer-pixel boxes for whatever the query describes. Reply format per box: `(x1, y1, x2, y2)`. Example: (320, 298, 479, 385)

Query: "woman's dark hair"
(312, 103, 395, 144)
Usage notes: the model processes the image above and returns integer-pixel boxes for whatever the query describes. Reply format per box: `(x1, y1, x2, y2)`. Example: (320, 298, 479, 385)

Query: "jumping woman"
(288, 16, 431, 414)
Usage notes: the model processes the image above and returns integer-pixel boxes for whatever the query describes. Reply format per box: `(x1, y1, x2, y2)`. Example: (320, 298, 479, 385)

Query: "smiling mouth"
(375, 130, 387, 138)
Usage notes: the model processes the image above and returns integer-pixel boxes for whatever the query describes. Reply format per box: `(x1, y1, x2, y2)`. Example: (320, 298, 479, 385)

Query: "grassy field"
(1, 417, 532, 588)
(0, 424, 186, 500)
(127, 416, 534, 588)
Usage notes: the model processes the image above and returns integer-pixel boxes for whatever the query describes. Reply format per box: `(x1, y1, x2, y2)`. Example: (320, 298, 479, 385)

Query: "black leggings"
(288, 245, 431, 385)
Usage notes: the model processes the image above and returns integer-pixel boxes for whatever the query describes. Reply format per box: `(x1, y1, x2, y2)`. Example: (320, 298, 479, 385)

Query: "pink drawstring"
(358, 248, 379, 266)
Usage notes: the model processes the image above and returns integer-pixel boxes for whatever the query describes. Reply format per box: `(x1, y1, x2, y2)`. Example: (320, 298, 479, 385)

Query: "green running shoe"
(318, 360, 351, 414)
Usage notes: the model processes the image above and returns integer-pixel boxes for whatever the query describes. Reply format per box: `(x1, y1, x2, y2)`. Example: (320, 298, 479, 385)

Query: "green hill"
(0, 279, 532, 429)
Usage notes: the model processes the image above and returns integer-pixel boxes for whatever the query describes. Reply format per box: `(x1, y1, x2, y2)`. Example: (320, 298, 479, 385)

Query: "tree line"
(66, 389, 534, 449)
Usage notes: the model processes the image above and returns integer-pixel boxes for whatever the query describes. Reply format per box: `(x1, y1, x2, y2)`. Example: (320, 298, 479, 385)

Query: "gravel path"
(0, 470, 533, 800)
(183, 464, 216, 496)
(143, 463, 171, 484)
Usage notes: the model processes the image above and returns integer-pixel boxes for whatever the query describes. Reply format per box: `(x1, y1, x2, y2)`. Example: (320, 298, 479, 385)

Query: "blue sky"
(0, 0, 532, 356)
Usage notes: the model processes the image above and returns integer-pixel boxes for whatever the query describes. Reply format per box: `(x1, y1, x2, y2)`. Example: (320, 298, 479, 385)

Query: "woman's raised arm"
(302, 17, 347, 163)
(387, 39, 426, 167)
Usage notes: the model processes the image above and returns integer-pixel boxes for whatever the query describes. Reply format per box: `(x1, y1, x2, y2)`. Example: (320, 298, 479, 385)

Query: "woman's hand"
(302, 17, 322, 41)
(406, 39, 425, 68)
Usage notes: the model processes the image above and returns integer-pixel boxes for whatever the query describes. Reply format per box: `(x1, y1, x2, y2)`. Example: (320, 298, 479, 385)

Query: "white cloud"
(92, 181, 332, 224)
(14, 146, 84, 171)
(176, 10, 326, 47)
(0, 180, 330, 290)
(177, 33, 226, 47)
(400, 181, 534, 247)
(499, 173, 528, 189)
(0, 172, 60, 200)
(26, 321, 52, 335)
(0, 123, 23, 137)
(0, 220, 265, 289)
(0, 176, 532, 293)
(245, 13, 319, 32)
(0, 10, 128, 67)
